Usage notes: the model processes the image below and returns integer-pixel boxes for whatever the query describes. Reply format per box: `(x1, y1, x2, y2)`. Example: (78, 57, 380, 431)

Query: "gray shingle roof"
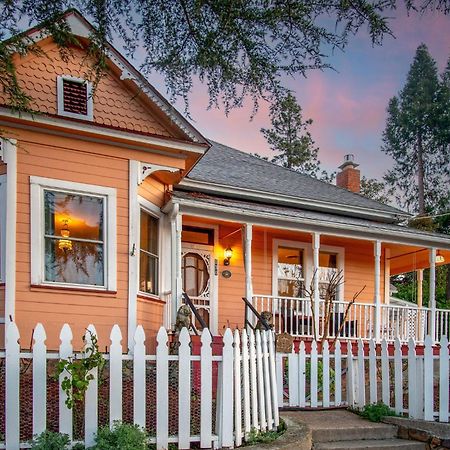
(184, 140, 406, 218)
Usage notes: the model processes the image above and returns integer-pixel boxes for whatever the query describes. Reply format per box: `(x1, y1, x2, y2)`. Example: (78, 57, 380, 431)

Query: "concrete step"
(312, 423, 397, 443)
(314, 438, 427, 450)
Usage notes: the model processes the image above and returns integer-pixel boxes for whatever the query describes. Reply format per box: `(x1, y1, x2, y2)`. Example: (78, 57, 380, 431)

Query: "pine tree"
(261, 93, 321, 177)
(382, 44, 450, 215)
(360, 176, 391, 204)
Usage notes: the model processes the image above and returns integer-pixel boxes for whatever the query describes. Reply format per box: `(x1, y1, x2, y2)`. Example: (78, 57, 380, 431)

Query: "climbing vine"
(56, 329, 105, 409)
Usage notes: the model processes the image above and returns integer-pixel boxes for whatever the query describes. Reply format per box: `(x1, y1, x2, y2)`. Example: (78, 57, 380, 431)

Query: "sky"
(144, 7, 450, 181)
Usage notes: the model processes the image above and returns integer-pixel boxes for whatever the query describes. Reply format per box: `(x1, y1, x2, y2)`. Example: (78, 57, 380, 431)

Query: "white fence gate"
(0, 322, 279, 449)
(276, 336, 450, 422)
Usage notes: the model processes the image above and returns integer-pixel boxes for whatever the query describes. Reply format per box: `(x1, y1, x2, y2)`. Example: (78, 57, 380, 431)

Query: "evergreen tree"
(382, 44, 450, 215)
(261, 93, 321, 177)
(360, 176, 391, 204)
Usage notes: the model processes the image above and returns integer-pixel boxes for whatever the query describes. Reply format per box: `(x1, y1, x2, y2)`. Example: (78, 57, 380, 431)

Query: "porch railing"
(251, 295, 449, 343)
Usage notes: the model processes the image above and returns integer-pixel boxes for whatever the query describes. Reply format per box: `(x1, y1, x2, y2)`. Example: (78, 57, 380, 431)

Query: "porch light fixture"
(58, 219, 73, 252)
(436, 252, 445, 263)
(224, 247, 233, 266)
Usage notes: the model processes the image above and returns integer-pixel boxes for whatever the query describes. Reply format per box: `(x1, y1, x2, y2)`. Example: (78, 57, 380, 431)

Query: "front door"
(181, 245, 215, 331)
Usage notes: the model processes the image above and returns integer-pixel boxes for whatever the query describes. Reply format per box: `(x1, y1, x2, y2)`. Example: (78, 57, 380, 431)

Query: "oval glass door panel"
(182, 252, 209, 297)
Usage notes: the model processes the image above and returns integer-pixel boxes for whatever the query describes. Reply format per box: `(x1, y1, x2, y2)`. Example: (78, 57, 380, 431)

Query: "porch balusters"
(429, 248, 437, 342)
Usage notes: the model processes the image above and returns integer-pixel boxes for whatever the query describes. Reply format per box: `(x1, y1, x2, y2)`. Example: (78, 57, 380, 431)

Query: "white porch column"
(243, 223, 253, 327)
(170, 205, 183, 324)
(1, 139, 17, 325)
(417, 269, 424, 342)
(429, 248, 436, 342)
(312, 233, 320, 340)
(374, 240, 382, 342)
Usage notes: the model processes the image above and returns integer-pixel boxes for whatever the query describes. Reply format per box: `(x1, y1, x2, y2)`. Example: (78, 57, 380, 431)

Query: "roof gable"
(181, 141, 408, 222)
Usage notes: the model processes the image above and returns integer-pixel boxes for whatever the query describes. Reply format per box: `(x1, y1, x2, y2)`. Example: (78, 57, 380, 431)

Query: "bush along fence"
(276, 336, 450, 422)
(0, 323, 279, 449)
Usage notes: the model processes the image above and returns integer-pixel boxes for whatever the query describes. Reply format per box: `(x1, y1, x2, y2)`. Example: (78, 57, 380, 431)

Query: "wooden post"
(417, 269, 424, 342)
(374, 240, 382, 342)
(244, 223, 253, 328)
(429, 248, 436, 342)
(312, 233, 320, 339)
(170, 205, 183, 324)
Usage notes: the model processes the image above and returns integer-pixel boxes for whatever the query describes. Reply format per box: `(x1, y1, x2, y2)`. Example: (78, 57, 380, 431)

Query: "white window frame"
(137, 196, 162, 299)
(272, 239, 311, 298)
(57, 75, 94, 121)
(0, 174, 6, 283)
(30, 176, 117, 291)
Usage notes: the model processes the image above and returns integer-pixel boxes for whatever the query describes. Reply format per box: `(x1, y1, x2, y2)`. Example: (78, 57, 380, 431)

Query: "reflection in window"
(44, 190, 104, 286)
(277, 246, 304, 297)
(139, 211, 159, 295)
(319, 252, 338, 299)
(182, 253, 208, 298)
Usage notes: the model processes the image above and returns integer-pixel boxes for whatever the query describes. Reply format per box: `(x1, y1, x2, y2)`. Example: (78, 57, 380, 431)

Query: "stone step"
(312, 424, 398, 443)
(314, 438, 427, 450)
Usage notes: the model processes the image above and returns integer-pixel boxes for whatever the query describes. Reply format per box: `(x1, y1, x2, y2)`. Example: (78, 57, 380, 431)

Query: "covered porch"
(165, 192, 450, 344)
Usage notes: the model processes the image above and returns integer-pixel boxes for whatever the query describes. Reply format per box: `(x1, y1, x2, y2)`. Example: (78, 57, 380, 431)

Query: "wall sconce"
(58, 219, 73, 252)
(436, 251, 445, 263)
(224, 247, 233, 266)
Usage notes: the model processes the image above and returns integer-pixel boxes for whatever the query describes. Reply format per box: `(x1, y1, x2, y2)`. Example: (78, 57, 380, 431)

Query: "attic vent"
(57, 76, 93, 120)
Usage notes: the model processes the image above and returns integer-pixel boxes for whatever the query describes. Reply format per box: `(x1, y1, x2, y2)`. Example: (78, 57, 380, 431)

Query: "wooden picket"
(1, 322, 280, 449)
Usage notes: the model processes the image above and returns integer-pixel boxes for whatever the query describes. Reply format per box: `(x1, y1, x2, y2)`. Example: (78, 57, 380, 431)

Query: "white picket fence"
(276, 336, 450, 422)
(1, 322, 279, 449)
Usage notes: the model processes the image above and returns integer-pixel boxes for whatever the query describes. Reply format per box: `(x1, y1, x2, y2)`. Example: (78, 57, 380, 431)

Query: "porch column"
(374, 240, 382, 342)
(312, 233, 320, 340)
(429, 248, 436, 342)
(170, 205, 183, 325)
(243, 224, 253, 327)
(417, 269, 424, 342)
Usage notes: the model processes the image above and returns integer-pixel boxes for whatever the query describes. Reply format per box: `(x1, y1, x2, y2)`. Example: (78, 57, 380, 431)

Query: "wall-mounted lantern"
(436, 251, 445, 264)
(223, 247, 233, 266)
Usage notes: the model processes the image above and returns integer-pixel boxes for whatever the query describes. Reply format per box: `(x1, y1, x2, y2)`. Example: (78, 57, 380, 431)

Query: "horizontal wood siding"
(8, 126, 184, 350)
(136, 299, 164, 352)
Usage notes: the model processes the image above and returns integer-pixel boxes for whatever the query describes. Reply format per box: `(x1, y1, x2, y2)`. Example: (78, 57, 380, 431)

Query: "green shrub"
(91, 422, 147, 450)
(244, 419, 287, 446)
(305, 360, 335, 391)
(359, 403, 398, 422)
(30, 431, 71, 450)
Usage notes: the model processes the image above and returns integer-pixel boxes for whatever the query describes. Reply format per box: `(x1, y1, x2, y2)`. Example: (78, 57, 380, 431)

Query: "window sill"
(30, 284, 117, 296)
(0, 282, 5, 287)
(137, 292, 166, 304)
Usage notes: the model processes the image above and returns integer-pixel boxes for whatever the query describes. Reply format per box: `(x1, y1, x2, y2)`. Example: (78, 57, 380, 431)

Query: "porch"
(166, 191, 450, 344)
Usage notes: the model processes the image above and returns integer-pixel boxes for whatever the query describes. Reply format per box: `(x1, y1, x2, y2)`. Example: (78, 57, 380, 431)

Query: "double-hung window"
(276, 245, 305, 297)
(139, 210, 159, 296)
(31, 177, 116, 290)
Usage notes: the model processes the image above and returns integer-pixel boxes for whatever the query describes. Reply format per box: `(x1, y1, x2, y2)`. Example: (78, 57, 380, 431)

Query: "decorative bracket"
(138, 162, 180, 185)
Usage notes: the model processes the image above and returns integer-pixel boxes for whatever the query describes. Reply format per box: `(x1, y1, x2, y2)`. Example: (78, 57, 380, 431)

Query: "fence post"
(200, 329, 213, 448)
(407, 338, 418, 419)
(439, 335, 449, 423)
(423, 335, 434, 421)
(322, 340, 330, 408)
(310, 340, 318, 408)
(178, 328, 191, 449)
(334, 341, 342, 406)
(133, 325, 146, 428)
(5, 322, 20, 450)
(248, 329, 259, 430)
(241, 329, 251, 437)
(267, 331, 279, 428)
(32, 323, 47, 437)
(381, 339, 390, 407)
(156, 327, 169, 450)
(262, 331, 273, 429)
(59, 324, 73, 441)
(109, 324, 123, 426)
(255, 330, 267, 431)
(298, 341, 306, 408)
(218, 328, 233, 448)
(346, 342, 355, 407)
(394, 338, 403, 415)
(85, 325, 98, 447)
(356, 340, 365, 408)
(368, 339, 377, 404)
(288, 347, 299, 407)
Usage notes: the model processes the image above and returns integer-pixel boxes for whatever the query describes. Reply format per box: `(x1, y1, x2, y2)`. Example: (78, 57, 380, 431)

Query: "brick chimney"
(336, 154, 360, 193)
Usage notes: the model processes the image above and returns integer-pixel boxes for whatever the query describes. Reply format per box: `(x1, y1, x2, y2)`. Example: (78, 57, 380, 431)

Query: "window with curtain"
(319, 251, 338, 299)
(44, 190, 105, 286)
(139, 210, 159, 295)
(277, 246, 305, 297)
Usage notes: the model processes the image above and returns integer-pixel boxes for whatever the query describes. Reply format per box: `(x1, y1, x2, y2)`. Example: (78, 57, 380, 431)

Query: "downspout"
(1, 139, 17, 326)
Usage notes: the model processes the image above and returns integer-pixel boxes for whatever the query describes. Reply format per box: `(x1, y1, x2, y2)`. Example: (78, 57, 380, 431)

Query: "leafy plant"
(91, 422, 147, 450)
(305, 360, 335, 392)
(244, 419, 286, 446)
(358, 403, 398, 422)
(30, 431, 70, 450)
(56, 330, 105, 409)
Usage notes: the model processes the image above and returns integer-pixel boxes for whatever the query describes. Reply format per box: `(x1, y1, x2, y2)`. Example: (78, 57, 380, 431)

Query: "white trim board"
(30, 176, 117, 291)
(0, 174, 6, 283)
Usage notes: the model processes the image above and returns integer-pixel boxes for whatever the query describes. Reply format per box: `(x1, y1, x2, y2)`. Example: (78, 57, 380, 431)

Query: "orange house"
(1, 11, 449, 351)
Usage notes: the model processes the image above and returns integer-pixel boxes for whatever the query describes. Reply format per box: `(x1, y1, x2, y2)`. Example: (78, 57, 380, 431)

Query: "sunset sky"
(146, 7, 450, 181)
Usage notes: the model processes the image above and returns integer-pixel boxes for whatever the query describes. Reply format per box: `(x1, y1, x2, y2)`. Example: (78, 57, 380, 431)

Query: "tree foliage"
(1, 1, 450, 116)
(360, 176, 392, 204)
(382, 44, 450, 215)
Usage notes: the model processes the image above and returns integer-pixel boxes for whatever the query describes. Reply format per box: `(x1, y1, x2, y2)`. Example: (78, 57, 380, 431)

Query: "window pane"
(277, 246, 304, 280)
(182, 253, 208, 297)
(45, 238, 104, 285)
(44, 190, 103, 241)
(140, 211, 158, 254)
(278, 279, 304, 297)
(139, 252, 158, 295)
